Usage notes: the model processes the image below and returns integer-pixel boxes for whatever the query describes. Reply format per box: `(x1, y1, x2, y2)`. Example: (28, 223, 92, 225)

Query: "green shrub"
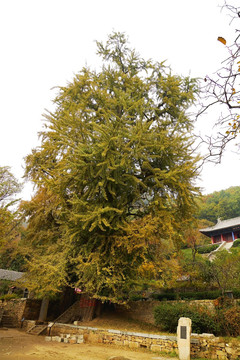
(232, 239, 240, 248)
(154, 302, 218, 334)
(129, 294, 145, 301)
(0, 293, 19, 300)
(232, 289, 240, 298)
(151, 290, 222, 301)
(197, 244, 219, 254)
(154, 299, 240, 336)
(179, 290, 222, 300)
(154, 302, 185, 333)
(0, 280, 11, 295)
(225, 306, 240, 336)
(151, 293, 177, 301)
(215, 306, 240, 336)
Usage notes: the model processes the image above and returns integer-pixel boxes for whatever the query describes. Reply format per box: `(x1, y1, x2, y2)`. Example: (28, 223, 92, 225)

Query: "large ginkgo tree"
(22, 32, 200, 302)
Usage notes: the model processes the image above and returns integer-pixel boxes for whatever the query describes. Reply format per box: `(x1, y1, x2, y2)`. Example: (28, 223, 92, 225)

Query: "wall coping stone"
(191, 339, 200, 344)
(56, 322, 177, 340)
(108, 329, 121, 334)
(199, 333, 215, 338)
(58, 323, 99, 331)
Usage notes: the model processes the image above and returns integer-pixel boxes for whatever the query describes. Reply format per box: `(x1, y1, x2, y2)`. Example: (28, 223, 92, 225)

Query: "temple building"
(200, 216, 240, 244)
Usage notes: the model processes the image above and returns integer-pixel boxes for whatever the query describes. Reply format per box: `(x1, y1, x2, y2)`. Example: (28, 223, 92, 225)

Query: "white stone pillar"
(177, 317, 192, 360)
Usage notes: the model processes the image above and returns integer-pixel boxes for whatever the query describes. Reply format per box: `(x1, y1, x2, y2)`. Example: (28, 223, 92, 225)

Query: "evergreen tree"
(23, 32, 200, 302)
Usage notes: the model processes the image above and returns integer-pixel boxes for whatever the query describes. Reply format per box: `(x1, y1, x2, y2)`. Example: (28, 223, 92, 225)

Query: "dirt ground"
(0, 329, 177, 360)
(76, 311, 162, 334)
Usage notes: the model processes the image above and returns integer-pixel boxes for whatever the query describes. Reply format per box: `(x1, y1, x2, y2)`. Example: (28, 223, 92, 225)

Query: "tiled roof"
(0, 269, 24, 281)
(200, 216, 240, 233)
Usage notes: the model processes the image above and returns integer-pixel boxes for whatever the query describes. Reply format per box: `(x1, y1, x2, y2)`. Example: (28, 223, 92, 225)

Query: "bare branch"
(197, 2, 240, 162)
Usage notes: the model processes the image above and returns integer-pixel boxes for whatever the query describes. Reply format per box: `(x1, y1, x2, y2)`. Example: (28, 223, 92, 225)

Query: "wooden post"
(38, 298, 49, 322)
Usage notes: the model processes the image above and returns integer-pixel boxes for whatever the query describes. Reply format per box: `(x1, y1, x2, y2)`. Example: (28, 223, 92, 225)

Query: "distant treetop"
(197, 186, 240, 223)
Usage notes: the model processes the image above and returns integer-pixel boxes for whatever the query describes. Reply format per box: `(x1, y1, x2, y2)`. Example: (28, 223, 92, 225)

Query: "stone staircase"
(54, 300, 81, 324)
(26, 301, 81, 336)
(53, 297, 97, 324)
(0, 308, 4, 324)
(1, 309, 16, 328)
(221, 241, 234, 251)
(208, 241, 233, 261)
(0, 295, 98, 335)
(80, 301, 96, 322)
(27, 323, 48, 335)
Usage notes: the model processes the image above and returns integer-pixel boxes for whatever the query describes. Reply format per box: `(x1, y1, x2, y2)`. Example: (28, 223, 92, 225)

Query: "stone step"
(1, 315, 15, 328)
(0, 308, 4, 323)
(27, 324, 48, 335)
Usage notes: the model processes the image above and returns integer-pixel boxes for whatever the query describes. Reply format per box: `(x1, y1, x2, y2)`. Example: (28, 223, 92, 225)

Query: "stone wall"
(115, 299, 216, 325)
(46, 322, 240, 359)
(23, 299, 41, 320)
(191, 334, 240, 359)
(115, 300, 159, 324)
(0, 298, 41, 327)
(23, 320, 36, 331)
(0, 299, 26, 327)
(49, 322, 177, 353)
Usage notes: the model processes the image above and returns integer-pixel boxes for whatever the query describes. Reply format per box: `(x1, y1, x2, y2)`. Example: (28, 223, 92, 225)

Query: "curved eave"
(200, 226, 238, 238)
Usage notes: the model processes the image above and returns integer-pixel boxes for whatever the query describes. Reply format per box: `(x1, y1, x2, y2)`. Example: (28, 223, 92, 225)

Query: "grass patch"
(156, 350, 178, 358)
(181, 248, 193, 260)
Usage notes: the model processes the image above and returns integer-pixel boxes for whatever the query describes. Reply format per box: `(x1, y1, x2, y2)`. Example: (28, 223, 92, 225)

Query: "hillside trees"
(209, 249, 240, 295)
(0, 166, 24, 271)
(0, 166, 21, 205)
(22, 32, 200, 302)
(181, 218, 214, 263)
(0, 166, 22, 245)
(197, 186, 240, 222)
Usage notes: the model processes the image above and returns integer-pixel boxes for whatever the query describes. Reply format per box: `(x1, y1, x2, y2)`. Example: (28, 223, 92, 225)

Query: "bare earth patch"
(78, 311, 162, 334)
(0, 328, 177, 360)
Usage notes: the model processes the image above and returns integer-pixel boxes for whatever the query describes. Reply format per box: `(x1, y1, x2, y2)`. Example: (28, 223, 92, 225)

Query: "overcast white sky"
(0, 0, 239, 200)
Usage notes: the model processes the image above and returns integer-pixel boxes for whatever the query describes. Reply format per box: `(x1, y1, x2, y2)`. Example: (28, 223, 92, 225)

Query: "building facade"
(200, 216, 240, 244)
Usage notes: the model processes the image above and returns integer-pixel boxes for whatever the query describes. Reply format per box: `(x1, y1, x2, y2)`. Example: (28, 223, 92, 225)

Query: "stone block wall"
(23, 299, 41, 320)
(0, 298, 41, 327)
(191, 335, 240, 359)
(22, 320, 36, 331)
(115, 299, 217, 324)
(0, 299, 26, 327)
(50, 322, 178, 354)
(47, 322, 240, 359)
(115, 300, 159, 324)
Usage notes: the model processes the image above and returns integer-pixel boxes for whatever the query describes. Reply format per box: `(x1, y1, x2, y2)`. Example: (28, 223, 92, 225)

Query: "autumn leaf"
(217, 36, 227, 45)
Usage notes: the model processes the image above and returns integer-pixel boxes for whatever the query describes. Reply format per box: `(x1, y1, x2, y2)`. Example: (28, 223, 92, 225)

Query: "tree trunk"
(38, 297, 49, 322)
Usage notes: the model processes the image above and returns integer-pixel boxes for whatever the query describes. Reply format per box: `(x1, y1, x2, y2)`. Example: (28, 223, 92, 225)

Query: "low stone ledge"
(49, 322, 240, 359)
(199, 333, 215, 338)
(45, 334, 84, 344)
(191, 338, 200, 344)
(108, 329, 121, 334)
(22, 320, 36, 330)
(54, 323, 177, 340)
